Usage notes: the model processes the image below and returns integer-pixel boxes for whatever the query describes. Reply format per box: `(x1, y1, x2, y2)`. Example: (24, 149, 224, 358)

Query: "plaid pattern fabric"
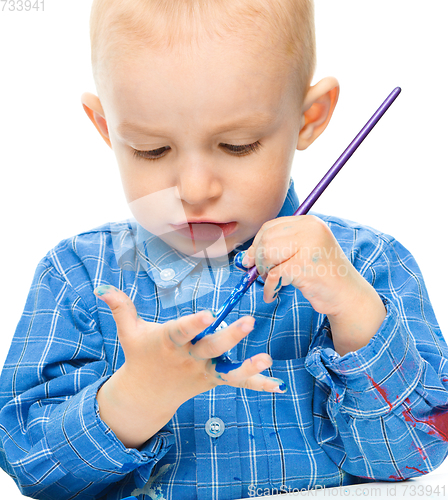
(0, 182, 447, 500)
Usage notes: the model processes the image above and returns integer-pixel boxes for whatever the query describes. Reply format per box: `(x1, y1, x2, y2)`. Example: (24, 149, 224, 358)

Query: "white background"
(1, 0, 447, 497)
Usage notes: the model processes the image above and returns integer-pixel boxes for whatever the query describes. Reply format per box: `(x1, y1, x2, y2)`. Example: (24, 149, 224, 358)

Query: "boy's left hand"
(241, 215, 387, 355)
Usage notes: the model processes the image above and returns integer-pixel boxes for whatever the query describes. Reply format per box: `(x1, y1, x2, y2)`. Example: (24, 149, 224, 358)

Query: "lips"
(172, 221, 237, 241)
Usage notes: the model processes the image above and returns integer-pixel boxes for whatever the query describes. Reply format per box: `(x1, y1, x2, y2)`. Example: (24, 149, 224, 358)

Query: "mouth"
(171, 221, 238, 241)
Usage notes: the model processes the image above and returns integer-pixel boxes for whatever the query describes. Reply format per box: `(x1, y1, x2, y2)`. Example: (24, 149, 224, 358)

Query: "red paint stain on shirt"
(403, 406, 448, 441)
(389, 474, 404, 480)
(414, 445, 428, 461)
(367, 374, 393, 411)
(405, 466, 428, 475)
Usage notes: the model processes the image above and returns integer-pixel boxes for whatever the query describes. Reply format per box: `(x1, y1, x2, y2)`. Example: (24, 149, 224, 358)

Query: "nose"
(176, 157, 223, 207)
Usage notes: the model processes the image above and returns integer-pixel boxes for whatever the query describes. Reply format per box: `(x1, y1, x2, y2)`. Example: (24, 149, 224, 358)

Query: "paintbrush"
(191, 87, 401, 368)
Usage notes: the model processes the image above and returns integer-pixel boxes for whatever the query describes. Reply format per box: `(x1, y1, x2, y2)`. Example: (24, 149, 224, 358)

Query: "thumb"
(94, 285, 139, 340)
(234, 251, 250, 272)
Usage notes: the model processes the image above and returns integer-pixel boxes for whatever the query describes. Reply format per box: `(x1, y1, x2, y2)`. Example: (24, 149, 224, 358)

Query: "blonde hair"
(90, 0, 316, 102)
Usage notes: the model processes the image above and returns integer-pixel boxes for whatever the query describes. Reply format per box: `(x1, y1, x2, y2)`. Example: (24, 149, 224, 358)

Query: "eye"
(132, 140, 262, 161)
(221, 141, 262, 156)
(133, 146, 170, 161)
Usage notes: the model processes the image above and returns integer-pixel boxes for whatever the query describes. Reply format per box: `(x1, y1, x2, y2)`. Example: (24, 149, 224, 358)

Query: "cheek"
(108, 137, 138, 200)
(111, 143, 170, 203)
(235, 183, 288, 237)
(242, 156, 291, 216)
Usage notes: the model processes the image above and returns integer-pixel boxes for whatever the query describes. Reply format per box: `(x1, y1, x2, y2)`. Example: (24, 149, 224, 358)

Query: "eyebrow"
(117, 112, 275, 138)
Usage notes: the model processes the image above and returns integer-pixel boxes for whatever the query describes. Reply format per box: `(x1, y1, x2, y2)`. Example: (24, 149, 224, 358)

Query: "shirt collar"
(136, 228, 209, 289)
(112, 178, 300, 289)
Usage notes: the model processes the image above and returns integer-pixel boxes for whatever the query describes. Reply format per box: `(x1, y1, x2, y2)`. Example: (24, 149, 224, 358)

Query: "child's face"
(95, 37, 303, 257)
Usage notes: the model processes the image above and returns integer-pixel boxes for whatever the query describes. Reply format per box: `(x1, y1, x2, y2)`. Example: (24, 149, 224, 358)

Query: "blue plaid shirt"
(1, 181, 447, 500)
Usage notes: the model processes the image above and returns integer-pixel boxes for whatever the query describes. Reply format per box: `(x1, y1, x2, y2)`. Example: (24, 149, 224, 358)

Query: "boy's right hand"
(94, 285, 284, 449)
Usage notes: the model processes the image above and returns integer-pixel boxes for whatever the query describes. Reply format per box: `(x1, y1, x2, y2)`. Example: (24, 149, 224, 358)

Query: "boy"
(1, 0, 447, 499)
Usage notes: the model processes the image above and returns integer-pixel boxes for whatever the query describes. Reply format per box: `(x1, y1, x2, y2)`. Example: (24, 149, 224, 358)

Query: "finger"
(245, 217, 301, 275)
(241, 246, 255, 269)
(164, 310, 216, 347)
(234, 251, 250, 271)
(242, 221, 280, 270)
(250, 218, 285, 253)
(243, 373, 288, 393)
(94, 285, 140, 339)
(216, 352, 271, 381)
(214, 352, 287, 393)
(263, 266, 295, 303)
(191, 316, 255, 360)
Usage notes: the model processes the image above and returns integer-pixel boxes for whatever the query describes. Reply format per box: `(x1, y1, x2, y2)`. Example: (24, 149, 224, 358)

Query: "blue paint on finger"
(274, 277, 282, 292)
(192, 271, 253, 345)
(234, 251, 247, 271)
(212, 353, 243, 373)
(94, 284, 118, 296)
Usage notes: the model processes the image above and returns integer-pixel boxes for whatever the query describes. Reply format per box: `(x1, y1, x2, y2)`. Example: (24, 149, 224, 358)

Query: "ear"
(81, 92, 112, 148)
(297, 77, 339, 150)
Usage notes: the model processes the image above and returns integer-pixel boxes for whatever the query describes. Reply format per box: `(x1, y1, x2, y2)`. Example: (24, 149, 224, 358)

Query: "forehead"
(116, 112, 277, 140)
(100, 36, 297, 133)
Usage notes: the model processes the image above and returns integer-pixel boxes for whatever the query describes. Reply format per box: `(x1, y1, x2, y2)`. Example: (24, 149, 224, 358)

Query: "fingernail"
(201, 310, 216, 324)
(273, 382, 288, 393)
(240, 320, 254, 333)
(241, 253, 250, 267)
(94, 285, 118, 296)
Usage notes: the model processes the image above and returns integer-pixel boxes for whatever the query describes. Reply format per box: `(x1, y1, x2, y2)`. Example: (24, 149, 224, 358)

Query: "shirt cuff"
(46, 377, 174, 482)
(305, 297, 424, 418)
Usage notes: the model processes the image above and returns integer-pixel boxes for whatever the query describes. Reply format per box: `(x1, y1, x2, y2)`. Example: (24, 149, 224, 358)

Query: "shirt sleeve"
(305, 233, 448, 482)
(0, 257, 173, 500)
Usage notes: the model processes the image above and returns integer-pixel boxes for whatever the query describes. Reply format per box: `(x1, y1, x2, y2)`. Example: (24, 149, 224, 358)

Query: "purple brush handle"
(243, 87, 401, 287)
(192, 87, 401, 343)
(295, 87, 401, 216)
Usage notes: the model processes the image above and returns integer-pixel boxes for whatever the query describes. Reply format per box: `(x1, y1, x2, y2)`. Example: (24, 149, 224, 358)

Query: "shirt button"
(205, 417, 225, 438)
(160, 268, 175, 281)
